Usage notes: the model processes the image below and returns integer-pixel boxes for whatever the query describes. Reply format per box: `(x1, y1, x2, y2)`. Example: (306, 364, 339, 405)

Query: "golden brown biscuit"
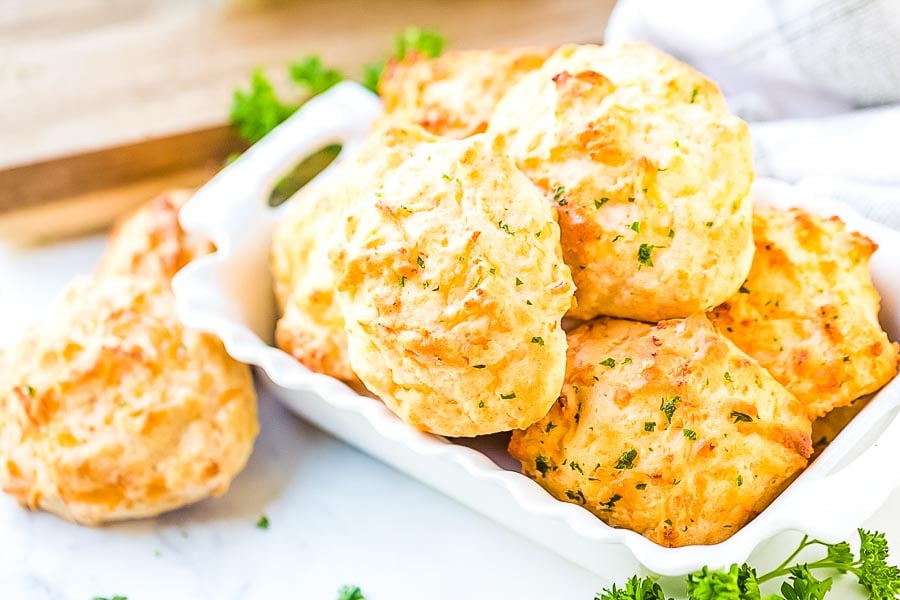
(377, 47, 550, 138)
(331, 125, 575, 436)
(710, 206, 899, 419)
(0, 276, 258, 524)
(509, 314, 811, 547)
(98, 189, 213, 283)
(488, 43, 755, 322)
(271, 173, 356, 382)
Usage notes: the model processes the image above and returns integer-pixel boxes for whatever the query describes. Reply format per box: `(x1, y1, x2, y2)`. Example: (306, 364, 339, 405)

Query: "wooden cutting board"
(0, 0, 614, 243)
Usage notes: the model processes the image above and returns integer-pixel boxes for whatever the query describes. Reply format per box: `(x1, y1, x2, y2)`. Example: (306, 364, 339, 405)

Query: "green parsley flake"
(599, 494, 622, 511)
(337, 585, 366, 600)
(660, 395, 681, 423)
(531, 336, 545, 345)
(416, 256, 425, 268)
(478, 400, 485, 408)
(724, 372, 734, 382)
(441, 173, 450, 180)
(526, 299, 533, 305)
(500, 392, 517, 400)
(683, 428, 697, 441)
(690, 88, 699, 103)
(565, 489, 587, 505)
(730, 411, 753, 423)
(627, 197, 636, 203)
(705, 221, 713, 227)
(545, 422, 557, 433)
(398, 276, 406, 287)
(668, 229, 675, 238)
(498, 221, 514, 235)
(636, 483, 648, 490)
(614, 448, 638, 470)
(595, 197, 610, 209)
(631, 221, 641, 233)
(515, 277, 524, 286)
(256, 515, 270, 529)
(599, 357, 616, 368)
(638, 244, 656, 268)
(737, 474, 744, 487)
(644, 421, 656, 432)
(472, 364, 486, 369)
(535, 456, 556, 477)
(622, 357, 633, 364)
(554, 185, 567, 205)
(738, 284, 751, 294)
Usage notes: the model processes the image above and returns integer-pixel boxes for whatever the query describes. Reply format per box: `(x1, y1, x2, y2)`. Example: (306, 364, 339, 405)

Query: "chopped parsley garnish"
(526, 299, 533, 305)
(737, 474, 744, 487)
(535, 455, 556, 477)
(599, 358, 616, 368)
(441, 173, 450, 180)
(637, 244, 657, 268)
(26, 385, 35, 396)
(498, 220, 514, 235)
(256, 515, 270, 529)
(683, 428, 697, 441)
(738, 284, 751, 294)
(478, 400, 484, 408)
(599, 493, 622, 511)
(724, 372, 734, 382)
(531, 336, 545, 345)
(569, 461, 584, 474)
(595, 197, 610, 209)
(614, 448, 638, 470)
(690, 87, 699, 103)
(289, 55, 344, 96)
(843, 355, 851, 362)
(704, 221, 714, 227)
(612, 234, 624, 243)
(631, 221, 641, 233)
(416, 256, 425, 268)
(554, 185, 567, 205)
(627, 196, 636, 203)
(500, 392, 517, 400)
(644, 421, 656, 432)
(545, 422, 557, 433)
(565, 489, 587, 505)
(515, 277, 524, 286)
(668, 228, 675, 238)
(398, 275, 406, 287)
(636, 483, 648, 490)
(489, 267, 496, 275)
(472, 364, 486, 369)
(659, 396, 681, 423)
(622, 357, 633, 365)
(730, 411, 753, 423)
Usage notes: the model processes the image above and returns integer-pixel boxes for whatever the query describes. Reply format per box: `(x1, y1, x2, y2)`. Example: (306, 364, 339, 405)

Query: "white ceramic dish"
(173, 82, 900, 578)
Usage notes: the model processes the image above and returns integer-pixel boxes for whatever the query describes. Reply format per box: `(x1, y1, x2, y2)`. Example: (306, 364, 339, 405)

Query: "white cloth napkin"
(605, 0, 900, 230)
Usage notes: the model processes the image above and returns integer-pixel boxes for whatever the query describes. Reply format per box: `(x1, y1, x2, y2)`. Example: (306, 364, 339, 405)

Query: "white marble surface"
(1, 234, 898, 600)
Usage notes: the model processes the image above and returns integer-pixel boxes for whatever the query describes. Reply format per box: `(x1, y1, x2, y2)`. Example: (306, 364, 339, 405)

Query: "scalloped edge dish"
(172, 82, 900, 578)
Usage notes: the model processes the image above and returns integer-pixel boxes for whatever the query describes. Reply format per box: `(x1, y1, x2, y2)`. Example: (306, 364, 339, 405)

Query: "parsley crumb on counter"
(256, 515, 270, 530)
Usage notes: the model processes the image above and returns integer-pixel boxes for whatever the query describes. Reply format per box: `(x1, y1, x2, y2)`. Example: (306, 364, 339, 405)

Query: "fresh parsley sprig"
(230, 26, 446, 144)
(597, 529, 900, 600)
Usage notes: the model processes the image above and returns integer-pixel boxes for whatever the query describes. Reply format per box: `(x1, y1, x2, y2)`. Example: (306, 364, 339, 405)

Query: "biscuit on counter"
(331, 125, 574, 437)
(271, 172, 357, 382)
(489, 43, 755, 322)
(509, 314, 811, 547)
(0, 276, 258, 525)
(377, 47, 550, 138)
(710, 206, 899, 419)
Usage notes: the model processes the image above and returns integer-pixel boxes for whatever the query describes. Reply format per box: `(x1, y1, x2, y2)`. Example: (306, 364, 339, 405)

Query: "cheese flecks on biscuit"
(710, 206, 899, 418)
(510, 314, 811, 547)
(489, 43, 755, 322)
(0, 276, 258, 524)
(331, 125, 574, 437)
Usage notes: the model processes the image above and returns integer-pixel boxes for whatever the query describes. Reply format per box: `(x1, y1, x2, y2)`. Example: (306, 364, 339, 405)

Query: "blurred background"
(0, 0, 615, 242)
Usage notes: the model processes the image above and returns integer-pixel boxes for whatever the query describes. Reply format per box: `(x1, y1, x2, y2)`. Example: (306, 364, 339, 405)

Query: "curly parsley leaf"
(289, 55, 345, 95)
(230, 69, 297, 143)
(596, 574, 669, 600)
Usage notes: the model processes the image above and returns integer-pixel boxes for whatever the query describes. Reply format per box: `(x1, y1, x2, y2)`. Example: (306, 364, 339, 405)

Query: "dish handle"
(178, 81, 382, 247)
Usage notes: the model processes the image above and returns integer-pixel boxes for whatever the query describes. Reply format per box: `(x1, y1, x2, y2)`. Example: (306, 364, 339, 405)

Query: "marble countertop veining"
(0, 235, 898, 600)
